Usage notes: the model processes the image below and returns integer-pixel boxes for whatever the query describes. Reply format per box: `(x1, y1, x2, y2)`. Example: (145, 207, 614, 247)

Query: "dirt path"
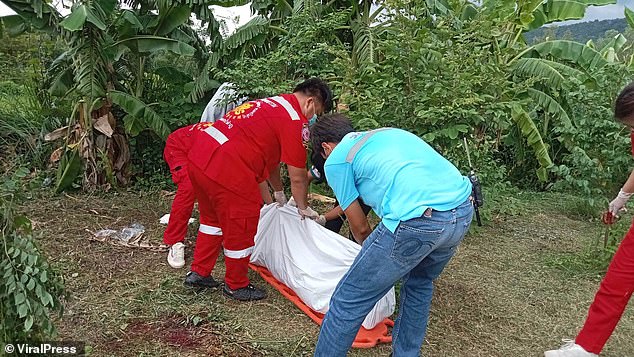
(23, 191, 634, 356)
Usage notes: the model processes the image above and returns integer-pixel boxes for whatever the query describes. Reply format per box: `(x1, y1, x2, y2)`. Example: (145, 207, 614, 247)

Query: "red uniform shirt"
(164, 124, 196, 167)
(187, 93, 309, 200)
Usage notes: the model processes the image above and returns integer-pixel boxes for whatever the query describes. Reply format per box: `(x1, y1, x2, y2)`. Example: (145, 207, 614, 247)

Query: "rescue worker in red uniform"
(163, 87, 250, 269)
(184, 78, 333, 301)
(544, 82, 634, 356)
(163, 123, 274, 269)
(163, 125, 196, 269)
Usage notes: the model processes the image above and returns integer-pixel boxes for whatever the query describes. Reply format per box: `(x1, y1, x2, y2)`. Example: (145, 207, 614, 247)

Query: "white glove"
(609, 189, 633, 216)
(315, 215, 327, 226)
(274, 191, 288, 207)
(298, 206, 319, 220)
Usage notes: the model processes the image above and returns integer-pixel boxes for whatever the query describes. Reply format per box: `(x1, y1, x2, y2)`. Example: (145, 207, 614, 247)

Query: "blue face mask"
(308, 114, 318, 126)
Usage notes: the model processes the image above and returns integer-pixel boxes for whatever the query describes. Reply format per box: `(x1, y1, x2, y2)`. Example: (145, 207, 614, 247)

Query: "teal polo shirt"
(324, 128, 472, 233)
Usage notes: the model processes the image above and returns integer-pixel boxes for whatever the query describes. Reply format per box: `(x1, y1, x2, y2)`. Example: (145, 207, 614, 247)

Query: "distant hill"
(524, 18, 628, 44)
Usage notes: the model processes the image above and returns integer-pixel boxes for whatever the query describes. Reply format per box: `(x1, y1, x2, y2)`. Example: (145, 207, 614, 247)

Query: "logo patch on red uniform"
(302, 123, 310, 149)
(221, 101, 262, 129)
(225, 101, 260, 121)
(192, 122, 214, 131)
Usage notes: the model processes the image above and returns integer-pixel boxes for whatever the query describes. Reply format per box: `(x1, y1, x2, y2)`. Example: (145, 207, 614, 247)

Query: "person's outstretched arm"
(344, 200, 372, 244)
(609, 169, 634, 216)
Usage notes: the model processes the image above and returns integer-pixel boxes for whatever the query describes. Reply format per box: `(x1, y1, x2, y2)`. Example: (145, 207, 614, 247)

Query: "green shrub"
(1, 168, 66, 343)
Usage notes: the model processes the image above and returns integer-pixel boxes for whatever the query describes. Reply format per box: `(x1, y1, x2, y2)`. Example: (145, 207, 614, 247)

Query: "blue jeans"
(314, 199, 473, 357)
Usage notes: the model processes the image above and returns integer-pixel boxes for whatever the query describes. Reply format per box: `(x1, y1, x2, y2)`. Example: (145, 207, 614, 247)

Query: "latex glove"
(315, 215, 327, 226)
(298, 206, 319, 220)
(609, 189, 633, 216)
(274, 191, 288, 207)
(287, 197, 297, 207)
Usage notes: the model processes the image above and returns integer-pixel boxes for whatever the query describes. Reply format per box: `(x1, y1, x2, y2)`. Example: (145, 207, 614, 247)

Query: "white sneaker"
(167, 242, 185, 269)
(545, 340, 598, 357)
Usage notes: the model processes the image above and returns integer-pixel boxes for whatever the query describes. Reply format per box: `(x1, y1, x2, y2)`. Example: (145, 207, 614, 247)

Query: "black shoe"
(223, 283, 267, 301)
(184, 271, 220, 288)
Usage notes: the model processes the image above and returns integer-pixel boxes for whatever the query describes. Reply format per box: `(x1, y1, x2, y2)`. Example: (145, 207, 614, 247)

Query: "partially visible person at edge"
(184, 78, 333, 301)
(162, 125, 197, 269)
(162, 83, 248, 269)
(307, 149, 372, 241)
(200, 82, 246, 123)
(310, 114, 473, 356)
(544, 82, 634, 357)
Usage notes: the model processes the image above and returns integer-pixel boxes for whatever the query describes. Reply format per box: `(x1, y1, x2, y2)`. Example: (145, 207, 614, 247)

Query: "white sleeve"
(200, 82, 244, 123)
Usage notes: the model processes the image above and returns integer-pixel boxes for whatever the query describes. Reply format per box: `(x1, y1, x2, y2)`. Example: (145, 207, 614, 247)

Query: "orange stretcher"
(249, 263, 393, 348)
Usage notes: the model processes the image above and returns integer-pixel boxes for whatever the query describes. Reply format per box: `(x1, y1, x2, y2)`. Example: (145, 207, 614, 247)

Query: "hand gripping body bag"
(250, 204, 396, 329)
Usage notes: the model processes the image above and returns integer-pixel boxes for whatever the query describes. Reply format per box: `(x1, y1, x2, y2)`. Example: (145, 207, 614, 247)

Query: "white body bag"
(250, 204, 396, 329)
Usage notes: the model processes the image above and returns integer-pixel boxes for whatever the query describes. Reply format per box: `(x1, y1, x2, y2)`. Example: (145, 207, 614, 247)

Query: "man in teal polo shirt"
(311, 114, 474, 357)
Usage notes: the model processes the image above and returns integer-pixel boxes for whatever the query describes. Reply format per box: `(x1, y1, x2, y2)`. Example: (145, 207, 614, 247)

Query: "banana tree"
(373, 0, 620, 181)
(619, 6, 634, 67)
(53, 0, 206, 190)
(1, 0, 212, 190)
(0, 0, 58, 36)
(189, 0, 389, 103)
(472, 0, 619, 180)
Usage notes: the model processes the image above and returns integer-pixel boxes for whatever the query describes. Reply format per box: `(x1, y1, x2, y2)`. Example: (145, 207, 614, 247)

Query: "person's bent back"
(323, 127, 471, 235)
(311, 114, 474, 356)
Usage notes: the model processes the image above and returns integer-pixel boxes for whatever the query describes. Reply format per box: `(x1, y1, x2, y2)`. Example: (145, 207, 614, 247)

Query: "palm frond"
(526, 88, 572, 129)
(525, 40, 608, 72)
(109, 90, 170, 139)
(223, 15, 270, 51)
(153, 5, 190, 35)
(525, 0, 617, 30)
(66, 26, 108, 100)
(626, 6, 634, 29)
(600, 33, 627, 62)
(512, 57, 584, 89)
(511, 103, 553, 181)
(188, 53, 221, 103)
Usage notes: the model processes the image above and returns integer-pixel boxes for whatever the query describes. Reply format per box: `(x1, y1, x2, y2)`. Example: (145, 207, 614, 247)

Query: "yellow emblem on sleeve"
(232, 102, 254, 116)
(193, 122, 214, 131)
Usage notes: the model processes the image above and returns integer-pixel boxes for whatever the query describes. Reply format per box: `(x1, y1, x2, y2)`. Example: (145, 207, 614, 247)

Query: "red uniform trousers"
(163, 139, 196, 246)
(163, 167, 195, 245)
(188, 164, 261, 290)
(575, 220, 634, 354)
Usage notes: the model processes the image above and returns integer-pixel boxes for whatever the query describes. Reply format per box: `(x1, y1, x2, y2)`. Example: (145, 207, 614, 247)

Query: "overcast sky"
(0, 2, 254, 33)
(1, 1, 633, 32)
(562, 0, 633, 24)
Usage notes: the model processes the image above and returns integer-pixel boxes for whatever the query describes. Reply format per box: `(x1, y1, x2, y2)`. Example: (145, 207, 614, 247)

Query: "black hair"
(616, 82, 634, 121)
(310, 149, 326, 182)
(293, 78, 334, 112)
(310, 113, 354, 156)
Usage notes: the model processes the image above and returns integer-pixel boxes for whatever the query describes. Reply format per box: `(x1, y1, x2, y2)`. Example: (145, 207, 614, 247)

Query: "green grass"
(0, 81, 63, 170)
(20, 188, 634, 356)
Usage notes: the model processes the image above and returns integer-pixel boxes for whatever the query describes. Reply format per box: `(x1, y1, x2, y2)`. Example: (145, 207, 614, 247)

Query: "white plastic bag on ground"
(250, 204, 396, 329)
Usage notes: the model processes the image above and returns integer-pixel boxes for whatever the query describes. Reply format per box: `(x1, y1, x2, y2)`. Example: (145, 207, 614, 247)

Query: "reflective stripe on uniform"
(270, 96, 300, 120)
(345, 128, 392, 163)
(261, 98, 277, 107)
(199, 224, 222, 235)
(224, 246, 254, 259)
(203, 125, 229, 145)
